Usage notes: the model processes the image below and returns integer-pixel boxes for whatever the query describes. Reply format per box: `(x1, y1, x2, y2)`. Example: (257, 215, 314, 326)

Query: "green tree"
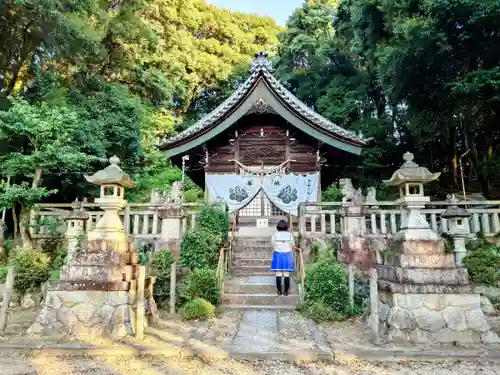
(0, 98, 98, 246)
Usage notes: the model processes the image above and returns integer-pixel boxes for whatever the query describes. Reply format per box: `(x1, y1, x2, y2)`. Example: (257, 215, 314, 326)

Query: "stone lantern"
(374, 153, 500, 345)
(383, 152, 441, 241)
(84, 155, 135, 250)
(29, 156, 150, 339)
(441, 194, 471, 266)
(64, 198, 89, 262)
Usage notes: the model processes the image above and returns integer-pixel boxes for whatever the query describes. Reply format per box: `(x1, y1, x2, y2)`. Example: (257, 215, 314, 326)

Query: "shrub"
(298, 301, 346, 323)
(322, 184, 343, 202)
(180, 229, 220, 269)
(10, 247, 51, 295)
(181, 298, 215, 320)
(179, 268, 220, 306)
(48, 247, 68, 280)
(0, 266, 7, 283)
(463, 244, 500, 285)
(304, 259, 349, 314)
(150, 248, 175, 308)
(195, 205, 229, 247)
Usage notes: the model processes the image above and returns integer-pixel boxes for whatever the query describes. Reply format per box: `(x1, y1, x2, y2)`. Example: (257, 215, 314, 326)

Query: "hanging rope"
(228, 159, 296, 176)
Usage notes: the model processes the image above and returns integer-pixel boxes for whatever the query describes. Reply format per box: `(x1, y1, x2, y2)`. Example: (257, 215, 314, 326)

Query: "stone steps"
(233, 266, 272, 276)
(233, 251, 272, 259)
(224, 236, 299, 311)
(224, 276, 297, 294)
(222, 293, 298, 306)
(222, 304, 297, 311)
(232, 258, 272, 267)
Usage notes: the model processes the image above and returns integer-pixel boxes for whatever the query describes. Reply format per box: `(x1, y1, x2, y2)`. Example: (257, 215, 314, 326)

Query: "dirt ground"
(1, 351, 500, 375)
(1, 308, 500, 375)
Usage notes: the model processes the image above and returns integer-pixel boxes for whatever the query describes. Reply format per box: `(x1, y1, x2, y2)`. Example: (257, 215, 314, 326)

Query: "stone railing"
(298, 200, 500, 239)
(29, 202, 205, 241)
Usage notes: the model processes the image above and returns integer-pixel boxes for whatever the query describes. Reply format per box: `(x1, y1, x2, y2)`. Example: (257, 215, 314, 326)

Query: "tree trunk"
(470, 147, 491, 199)
(450, 129, 458, 187)
(19, 204, 33, 249)
(12, 205, 19, 241)
(18, 167, 43, 249)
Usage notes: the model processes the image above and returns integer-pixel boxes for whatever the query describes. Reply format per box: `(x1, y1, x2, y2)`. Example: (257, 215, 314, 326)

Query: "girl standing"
(270, 219, 295, 296)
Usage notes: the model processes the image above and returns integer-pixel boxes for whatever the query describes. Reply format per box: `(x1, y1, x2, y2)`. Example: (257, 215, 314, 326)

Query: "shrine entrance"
(238, 190, 286, 217)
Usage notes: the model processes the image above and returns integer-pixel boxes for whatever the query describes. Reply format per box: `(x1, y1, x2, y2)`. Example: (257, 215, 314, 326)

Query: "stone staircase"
(222, 236, 299, 310)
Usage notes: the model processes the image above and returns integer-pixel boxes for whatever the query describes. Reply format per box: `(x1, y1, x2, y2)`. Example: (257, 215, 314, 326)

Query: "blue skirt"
(270, 251, 294, 272)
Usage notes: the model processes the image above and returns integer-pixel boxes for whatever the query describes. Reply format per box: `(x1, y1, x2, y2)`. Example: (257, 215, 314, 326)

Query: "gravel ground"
(1, 351, 500, 375)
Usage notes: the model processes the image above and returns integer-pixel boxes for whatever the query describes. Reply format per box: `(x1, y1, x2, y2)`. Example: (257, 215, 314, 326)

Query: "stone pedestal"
(377, 228, 499, 344)
(155, 204, 183, 255)
(340, 204, 374, 269)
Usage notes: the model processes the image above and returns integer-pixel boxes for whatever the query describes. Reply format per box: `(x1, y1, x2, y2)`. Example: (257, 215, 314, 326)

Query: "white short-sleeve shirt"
(272, 231, 295, 253)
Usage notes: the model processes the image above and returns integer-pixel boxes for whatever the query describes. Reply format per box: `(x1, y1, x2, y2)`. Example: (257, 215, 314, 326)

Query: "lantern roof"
(441, 194, 471, 218)
(84, 156, 136, 188)
(383, 152, 441, 187)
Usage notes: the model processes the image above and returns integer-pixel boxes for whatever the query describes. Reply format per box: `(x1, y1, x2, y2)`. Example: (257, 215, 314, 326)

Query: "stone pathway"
(192, 309, 330, 357)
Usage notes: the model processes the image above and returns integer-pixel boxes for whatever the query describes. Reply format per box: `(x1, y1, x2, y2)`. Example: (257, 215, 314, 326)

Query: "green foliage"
(180, 298, 215, 321)
(276, 0, 500, 198)
(47, 247, 68, 281)
(0, 266, 7, 283)
(9, 247, 51, 295)
(490, 297, 500, 311)
(195, 205, 229, 247)
(304, 259, 349, 315)
(179, 268, 220, 306)
(322, 184, 343, 202)
(179, 229, 220, 270)
(150, 248, 175, 308)
(463, 245, 500, 286)
(0, 0, 281, 243)
(298, 301, 346, 323)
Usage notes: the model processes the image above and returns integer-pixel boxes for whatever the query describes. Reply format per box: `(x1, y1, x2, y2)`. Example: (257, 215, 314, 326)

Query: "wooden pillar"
(0, 267, 15, 334)
(136, 265, 146, 340)
(285, 129, 291, 173)
(234, 130, 240, 174)
(316, 141, 323, 201)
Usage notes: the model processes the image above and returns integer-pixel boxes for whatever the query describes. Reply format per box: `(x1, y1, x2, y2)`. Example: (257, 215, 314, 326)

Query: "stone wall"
(379, 291, 500, 344)
(29, 290, 143, 339)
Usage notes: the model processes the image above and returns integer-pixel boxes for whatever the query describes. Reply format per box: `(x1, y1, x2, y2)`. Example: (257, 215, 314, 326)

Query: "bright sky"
(206, 0, 304, 26)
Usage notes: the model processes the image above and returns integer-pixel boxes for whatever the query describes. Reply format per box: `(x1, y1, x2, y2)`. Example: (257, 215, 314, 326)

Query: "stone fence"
(29, 201, 205, 250)
(298, 200, 500, 239)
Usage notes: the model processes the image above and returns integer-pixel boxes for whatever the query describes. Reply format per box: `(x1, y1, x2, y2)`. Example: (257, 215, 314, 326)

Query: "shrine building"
(158, 52, 368, 230)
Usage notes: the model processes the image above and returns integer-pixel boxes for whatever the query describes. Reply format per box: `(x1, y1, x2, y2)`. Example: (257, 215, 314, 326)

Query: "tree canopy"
(276, 0, 500, 198)
(0, 0, 281, 245)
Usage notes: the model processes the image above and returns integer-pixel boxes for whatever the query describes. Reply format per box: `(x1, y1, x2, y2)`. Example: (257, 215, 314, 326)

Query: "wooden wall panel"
(205, 123, 318, 173)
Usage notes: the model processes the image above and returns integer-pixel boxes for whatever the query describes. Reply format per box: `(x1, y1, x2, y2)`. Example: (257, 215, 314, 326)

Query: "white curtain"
(206, 174, 261, 212)
(263, 173, 319, 216)
(206, 172, 319, 216)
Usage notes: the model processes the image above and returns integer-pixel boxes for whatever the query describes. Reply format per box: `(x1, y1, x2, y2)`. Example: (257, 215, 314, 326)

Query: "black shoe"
(284, 277, 290, 296)
(276, 276, 282, 295)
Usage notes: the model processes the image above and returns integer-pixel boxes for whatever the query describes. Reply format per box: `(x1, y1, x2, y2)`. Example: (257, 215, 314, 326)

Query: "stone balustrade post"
(156, 203, 184, 255)
(339, 189, 373, 269)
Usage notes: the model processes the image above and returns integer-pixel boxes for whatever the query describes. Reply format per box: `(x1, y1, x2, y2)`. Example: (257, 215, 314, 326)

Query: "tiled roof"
(159, 52, 367, 148)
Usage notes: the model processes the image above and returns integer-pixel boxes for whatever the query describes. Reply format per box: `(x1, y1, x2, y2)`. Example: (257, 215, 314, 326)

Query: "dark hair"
(276, 219, 288, 232)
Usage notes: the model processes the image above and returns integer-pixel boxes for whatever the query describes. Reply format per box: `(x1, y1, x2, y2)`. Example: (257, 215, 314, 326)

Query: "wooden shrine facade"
(159, 52, 368, 218)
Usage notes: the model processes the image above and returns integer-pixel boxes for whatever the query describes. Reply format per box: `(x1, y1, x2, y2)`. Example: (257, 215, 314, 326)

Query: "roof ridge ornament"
(250, 52, 273, 73)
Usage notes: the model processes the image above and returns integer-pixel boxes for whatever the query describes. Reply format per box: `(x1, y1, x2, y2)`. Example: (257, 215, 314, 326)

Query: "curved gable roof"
(159, 53, 368, 157)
